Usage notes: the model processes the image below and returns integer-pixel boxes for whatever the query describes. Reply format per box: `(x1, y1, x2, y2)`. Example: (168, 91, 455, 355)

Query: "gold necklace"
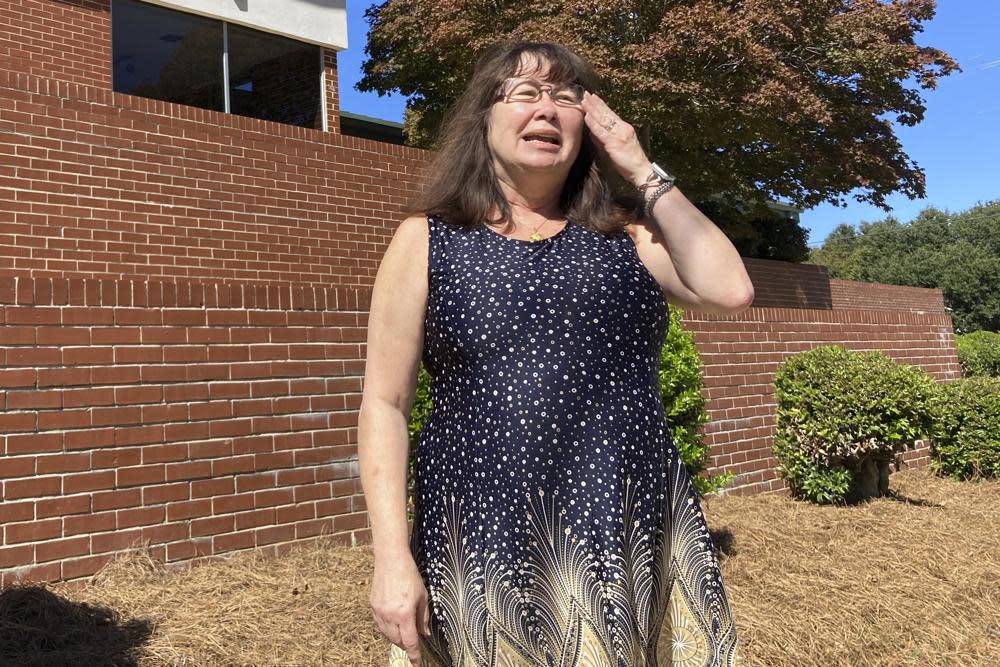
(527, 218, 549, 242)
(491, 217, 565, 242)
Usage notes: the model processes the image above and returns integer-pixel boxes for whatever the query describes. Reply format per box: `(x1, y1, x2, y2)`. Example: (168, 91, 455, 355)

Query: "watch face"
(651, 162, 674, 181)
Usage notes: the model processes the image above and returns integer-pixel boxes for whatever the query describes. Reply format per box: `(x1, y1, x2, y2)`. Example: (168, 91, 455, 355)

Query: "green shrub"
(955, 330, 1000, 377)
(406, 303, 727, 514)
(658, 303, 733, 497)
(772, 344, 938, 504)
(404, 363, 433, 520)
(929, 376, 1000, 480)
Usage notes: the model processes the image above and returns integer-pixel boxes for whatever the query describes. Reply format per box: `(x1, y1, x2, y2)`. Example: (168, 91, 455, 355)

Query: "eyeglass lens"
(503, 78, 584, 106)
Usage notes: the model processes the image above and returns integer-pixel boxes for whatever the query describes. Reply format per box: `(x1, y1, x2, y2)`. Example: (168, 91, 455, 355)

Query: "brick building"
(0, 0, 961, 584)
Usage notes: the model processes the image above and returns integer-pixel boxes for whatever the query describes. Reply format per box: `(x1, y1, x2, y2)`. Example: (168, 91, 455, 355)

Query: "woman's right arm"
(357, 214, 432, 663)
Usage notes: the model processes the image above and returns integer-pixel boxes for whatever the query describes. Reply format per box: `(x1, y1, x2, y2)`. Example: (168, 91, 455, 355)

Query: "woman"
(359, 40, 753, 667)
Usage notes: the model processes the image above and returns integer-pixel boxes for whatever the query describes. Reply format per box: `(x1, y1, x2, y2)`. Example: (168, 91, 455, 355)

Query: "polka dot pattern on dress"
(387, 213, 745, 667)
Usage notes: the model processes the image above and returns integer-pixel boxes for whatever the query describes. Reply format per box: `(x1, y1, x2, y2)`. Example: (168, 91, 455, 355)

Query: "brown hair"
(405, 40, 642, 235)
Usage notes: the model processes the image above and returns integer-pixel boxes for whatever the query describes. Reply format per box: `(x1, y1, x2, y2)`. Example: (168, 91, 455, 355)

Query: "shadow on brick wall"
(0, 584, 152, 667)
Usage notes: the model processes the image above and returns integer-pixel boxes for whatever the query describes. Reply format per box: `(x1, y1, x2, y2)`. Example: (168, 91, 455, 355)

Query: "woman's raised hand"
(370, 555, 432, 666)
(580, 90, 654, 189)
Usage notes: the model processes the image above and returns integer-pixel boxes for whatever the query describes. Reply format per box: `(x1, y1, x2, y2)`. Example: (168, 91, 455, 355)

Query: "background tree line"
(807, 199, 1000, 334)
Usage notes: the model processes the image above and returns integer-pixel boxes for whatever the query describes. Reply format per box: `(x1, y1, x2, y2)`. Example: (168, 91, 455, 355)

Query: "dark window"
(112, 0, 224, 112)
(111, 0, 322, 129)
(340, 112, 406, 146)
(227, 25, 322, 128)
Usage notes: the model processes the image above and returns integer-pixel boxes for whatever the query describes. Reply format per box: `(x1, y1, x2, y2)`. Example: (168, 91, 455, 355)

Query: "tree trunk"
(849, 455, 892, 503)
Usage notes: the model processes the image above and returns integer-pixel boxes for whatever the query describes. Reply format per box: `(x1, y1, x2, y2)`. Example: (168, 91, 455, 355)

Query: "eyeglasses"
(496, 77, 586, 108)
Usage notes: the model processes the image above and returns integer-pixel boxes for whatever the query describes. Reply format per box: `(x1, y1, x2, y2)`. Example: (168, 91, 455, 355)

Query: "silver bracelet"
(643, 181, 675, 217)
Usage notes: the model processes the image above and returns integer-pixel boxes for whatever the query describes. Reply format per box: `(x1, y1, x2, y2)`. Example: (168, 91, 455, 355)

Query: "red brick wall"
(738, 257, 833, 310)
(0, 0, 109, 88)
(0, 0, 414, 584)
(1, 0, 961, 584)
(0, 63, 410, 283)
(830, 278, 948, 313)
(0, 275, 374, 584)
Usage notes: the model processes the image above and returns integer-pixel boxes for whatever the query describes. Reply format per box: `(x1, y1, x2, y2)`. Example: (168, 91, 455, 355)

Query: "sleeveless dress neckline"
(480, 217, 573, 244)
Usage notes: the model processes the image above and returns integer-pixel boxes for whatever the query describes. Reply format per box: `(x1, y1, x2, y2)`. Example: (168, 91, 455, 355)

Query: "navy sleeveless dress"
(388, 213, 744, 667)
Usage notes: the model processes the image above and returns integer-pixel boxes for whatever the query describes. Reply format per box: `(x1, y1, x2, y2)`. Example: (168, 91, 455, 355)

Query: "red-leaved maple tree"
(357, 0, 959, 218)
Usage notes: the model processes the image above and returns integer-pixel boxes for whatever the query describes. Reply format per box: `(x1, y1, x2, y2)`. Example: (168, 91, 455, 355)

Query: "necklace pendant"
(528, 232, 543, 242)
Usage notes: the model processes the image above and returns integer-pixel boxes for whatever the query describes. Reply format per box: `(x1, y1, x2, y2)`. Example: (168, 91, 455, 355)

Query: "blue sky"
(336, 1, 1000, 248)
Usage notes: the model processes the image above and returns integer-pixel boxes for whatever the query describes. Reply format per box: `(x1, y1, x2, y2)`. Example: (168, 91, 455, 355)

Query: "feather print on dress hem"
(384, 213, 746, 666)
(387, 443, 746, 667)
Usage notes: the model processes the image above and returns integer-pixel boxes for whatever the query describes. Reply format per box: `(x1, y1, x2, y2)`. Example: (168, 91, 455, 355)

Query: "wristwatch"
(641, 162, 675, 189)
(638, 162, 676, 217)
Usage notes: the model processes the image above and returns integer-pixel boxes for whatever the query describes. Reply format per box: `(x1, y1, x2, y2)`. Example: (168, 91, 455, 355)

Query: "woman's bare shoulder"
(622, 216, 657, 245)
(396, 212, 431, 239)
(622, 221, 639, 241)
(374, 213, 430, 284)
(381, 213, 430, 261)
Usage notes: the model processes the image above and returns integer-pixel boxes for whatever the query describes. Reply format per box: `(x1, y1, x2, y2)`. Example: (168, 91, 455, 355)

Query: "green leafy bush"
(406, 303, 727, 513)
(929, 376, 1000, 480)
(772, 345, 938, 504)
(658, 303, 733, 496)
(955, 330, 1000, 377)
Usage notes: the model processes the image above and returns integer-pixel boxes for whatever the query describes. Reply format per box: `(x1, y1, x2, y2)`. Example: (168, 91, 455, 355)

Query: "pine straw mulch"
(1, 465, 998, 667)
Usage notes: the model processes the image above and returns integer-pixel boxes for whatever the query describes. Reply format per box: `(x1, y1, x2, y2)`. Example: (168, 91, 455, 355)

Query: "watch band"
(643, 181, 674, 217)
(638, 162, 676, 216)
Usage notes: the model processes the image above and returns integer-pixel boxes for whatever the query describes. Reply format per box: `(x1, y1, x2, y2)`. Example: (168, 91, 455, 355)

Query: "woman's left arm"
(628, 182, 755, 315)
(580, 91, 755, 315)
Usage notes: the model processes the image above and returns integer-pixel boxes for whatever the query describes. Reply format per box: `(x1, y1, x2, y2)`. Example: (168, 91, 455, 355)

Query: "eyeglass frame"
(495, 77, 587, 108)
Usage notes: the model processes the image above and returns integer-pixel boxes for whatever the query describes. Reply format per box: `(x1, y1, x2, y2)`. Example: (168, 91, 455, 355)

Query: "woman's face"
(486, 55, 586, 184)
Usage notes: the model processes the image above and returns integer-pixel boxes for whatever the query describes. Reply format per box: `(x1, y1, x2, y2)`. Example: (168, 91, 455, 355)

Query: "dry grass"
(702, 466, 1000, 667)
(1, 466, 997, 666)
